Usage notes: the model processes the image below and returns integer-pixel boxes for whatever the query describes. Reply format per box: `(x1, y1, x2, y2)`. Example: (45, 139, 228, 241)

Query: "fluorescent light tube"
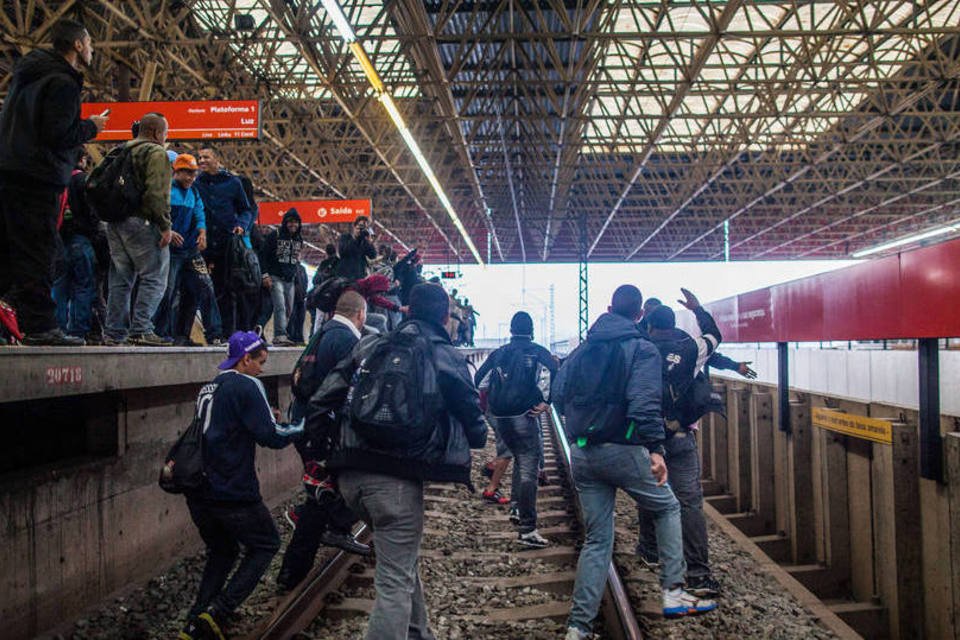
(852, 223, 959, 258)
(319, 0, 356, 42)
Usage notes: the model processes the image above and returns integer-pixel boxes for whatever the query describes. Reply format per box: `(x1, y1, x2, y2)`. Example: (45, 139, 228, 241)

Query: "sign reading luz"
(258, 200, 372, 225)
(811, 407, 893, 444)
(81, 100, 261, 140)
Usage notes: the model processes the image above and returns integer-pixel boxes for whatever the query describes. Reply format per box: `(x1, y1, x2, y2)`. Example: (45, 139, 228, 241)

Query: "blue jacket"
(553, 312, 665, 450)
(310, 319, 487, 485)
(195, 169, 253, 253)
(170, 181, 206, 256)
(196, 370, 293, 502)
(291, 318, 359, 421)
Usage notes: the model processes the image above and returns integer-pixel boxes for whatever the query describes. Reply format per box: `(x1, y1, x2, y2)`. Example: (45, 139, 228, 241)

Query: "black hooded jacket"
(260, 209, 304, 281)
(0, 49, 98, 188)
(309, 319, 487, 485)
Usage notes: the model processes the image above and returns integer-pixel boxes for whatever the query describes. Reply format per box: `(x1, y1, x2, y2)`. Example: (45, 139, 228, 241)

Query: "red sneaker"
(482, 489, 510, 505)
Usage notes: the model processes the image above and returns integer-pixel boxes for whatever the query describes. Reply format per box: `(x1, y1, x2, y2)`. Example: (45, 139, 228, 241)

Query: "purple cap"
(218, 331, 267, 370)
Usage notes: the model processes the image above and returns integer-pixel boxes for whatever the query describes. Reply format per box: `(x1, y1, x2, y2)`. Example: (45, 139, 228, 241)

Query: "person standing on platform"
(195, 146, 254, 336)
(153, 153, 215, 344)
(474, 311, 557, 548)
(0, 19, 108, 346)
(53, 154, 100, 343)
(102, 113, 174, 347)
(287, 264, 308, 344)
(178, 331, 302, 640)
(636, 289, 724, 598)
(259, 208, 304, 345)
(553, 285, 716, 640)
(335, 215, 376, 282)
(277, 291, 370, 592)
(310, 283, 486, 640)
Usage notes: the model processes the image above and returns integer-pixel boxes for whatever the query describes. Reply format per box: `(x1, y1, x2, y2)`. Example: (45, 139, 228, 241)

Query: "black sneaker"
(129, 332, 174, 346)
(197, 609, 226, 640)
(686, 575, 721, 597)
(22, 328, 85, 346)
(102, 335, 129, 346)
(320, 530, 371, 556)
(84, 332, 105, 345)
(509, 505, 520, 525)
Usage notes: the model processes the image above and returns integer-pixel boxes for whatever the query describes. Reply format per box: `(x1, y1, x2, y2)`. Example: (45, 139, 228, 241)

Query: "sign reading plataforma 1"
(811, 407, 893, 444)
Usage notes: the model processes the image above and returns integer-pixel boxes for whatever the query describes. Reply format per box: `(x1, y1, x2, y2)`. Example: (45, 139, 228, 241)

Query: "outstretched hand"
(677, 287, 700, 310)
(738, 362, 758, 379)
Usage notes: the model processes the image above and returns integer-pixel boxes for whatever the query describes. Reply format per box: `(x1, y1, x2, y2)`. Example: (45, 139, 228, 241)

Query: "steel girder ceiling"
(2, 0, 960, 265)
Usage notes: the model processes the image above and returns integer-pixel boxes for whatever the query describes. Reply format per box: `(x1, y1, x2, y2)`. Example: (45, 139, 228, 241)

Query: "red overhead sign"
(81, 100, 261, 141)
(258, 200, 372, 225)
(705, 237, 960, 342)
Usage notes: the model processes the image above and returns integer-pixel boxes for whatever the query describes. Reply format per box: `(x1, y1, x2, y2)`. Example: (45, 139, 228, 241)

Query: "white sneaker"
(662, 587, 718, 618)
(518, 529, 550, 549)
(564, 627, 592, 640)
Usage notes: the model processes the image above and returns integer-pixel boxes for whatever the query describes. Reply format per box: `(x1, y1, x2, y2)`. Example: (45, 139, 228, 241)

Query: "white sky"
(424, 260, 859, 346)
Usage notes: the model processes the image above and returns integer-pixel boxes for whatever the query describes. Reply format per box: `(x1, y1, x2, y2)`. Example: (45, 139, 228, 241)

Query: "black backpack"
(560, 338, 628, 444)
(226, 234, 262, 294)
(488, 345, 539, 416)
(667, 371, 726, 431)
(347, 325, 443, 452)
(291, 324, 331, 401)
(158, 382, 217, 494)
(86, 144, 143, 223)
(307, 276, 351, 313)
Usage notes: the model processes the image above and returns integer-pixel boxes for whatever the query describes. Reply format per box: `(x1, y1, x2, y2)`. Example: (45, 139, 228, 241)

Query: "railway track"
(244, 408, 643, 640)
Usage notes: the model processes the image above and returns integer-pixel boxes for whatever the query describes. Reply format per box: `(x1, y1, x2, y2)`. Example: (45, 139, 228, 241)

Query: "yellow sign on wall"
(812, 407, 893, 444)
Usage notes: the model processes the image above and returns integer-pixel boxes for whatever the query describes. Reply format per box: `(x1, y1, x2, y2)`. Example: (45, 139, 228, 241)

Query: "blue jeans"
(53, 234, 97, 336)
(269, 277, 294, 338)
(568, 443, 685, 633)
(177, 258, 222, 342)
(339, 470, 436, 640)
(105, 217, 169, 339)
(636, 432, 711, 578)
(154, 251, 189, 339)
(491, 414, 543, 533)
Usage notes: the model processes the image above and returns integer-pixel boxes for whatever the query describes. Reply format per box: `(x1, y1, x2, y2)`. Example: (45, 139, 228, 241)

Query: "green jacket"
(125, 139, 172, 232)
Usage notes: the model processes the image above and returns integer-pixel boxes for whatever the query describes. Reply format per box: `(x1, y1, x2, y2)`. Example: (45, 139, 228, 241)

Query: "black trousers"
(207, 251, 259, 336)
(278, 494, 359, 587)
(186, 498, 281, 617)
(0, 180, 63, 333)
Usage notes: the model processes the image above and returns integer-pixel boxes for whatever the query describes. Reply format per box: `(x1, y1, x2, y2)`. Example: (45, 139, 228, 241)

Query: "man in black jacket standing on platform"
(335, 215, 376, 281)
(0, 19, 108, 345)
(276, 291, 370, 591)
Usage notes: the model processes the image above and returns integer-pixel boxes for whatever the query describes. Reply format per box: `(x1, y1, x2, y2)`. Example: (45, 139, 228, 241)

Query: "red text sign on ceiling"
(81, 100, 261, 141)
(258, 200, 372, 225)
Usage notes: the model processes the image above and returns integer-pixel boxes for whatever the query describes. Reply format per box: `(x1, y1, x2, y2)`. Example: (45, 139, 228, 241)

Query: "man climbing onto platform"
(474, 311, 557, 548)
(553, 285, 716, 640)
(179, 331, 303, 640)
(309, 282, 486, 640)
(636, 288, 725, 598)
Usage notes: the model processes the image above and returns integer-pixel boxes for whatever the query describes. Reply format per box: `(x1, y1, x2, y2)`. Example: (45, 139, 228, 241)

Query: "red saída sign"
(258, 200, 372, 225)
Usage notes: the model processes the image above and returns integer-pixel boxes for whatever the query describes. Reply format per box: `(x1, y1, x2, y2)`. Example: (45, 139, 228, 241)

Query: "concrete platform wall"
(0, 348, 303, 640)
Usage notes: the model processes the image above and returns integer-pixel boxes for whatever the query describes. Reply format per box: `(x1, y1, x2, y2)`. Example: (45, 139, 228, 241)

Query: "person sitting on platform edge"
(308, 282, 487, 640)
(552, 285, 716, 640)
(473, 310, 557, 548)
(636, 289, 724, 598)
(179, 331, 303, 640)
(276, 291, 371, 593)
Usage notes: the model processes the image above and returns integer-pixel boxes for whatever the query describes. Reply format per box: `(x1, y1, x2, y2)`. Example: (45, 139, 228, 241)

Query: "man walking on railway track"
(0, 19, 108, 346)
(179, 331, 303, 640)
(474, 310, 557, 548)
(553, 284, 716, 639)
(309, 282, 487, 640)
(636, 289, 725, 598)
(276, 291, 371, 592)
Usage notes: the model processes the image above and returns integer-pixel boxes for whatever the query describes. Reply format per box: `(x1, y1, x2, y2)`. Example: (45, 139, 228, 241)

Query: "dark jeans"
(154, 251, 189, 339)
(0, 180, 62, 333)
(278, 494, 359, 586)
(186, 498, 281, 617)
(208, 250, 258, 336)
(636, 432, 711, 579)
(177, 260, 222, 342)
(53, 234, 97, 336)
(287, 295, 306, 343)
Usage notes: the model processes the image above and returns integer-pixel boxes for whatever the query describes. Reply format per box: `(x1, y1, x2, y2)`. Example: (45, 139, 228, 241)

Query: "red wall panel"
(900, 241, 960, 337)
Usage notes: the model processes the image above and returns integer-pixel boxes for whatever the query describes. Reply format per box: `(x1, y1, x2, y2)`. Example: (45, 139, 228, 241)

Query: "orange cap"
(173, 153, 199, 171)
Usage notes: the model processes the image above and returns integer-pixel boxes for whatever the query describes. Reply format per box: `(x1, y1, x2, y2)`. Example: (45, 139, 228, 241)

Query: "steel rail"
(547, 405, 643, 640)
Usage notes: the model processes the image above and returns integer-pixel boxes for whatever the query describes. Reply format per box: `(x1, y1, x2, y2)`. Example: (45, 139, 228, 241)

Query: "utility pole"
(578, 212, 588, 341)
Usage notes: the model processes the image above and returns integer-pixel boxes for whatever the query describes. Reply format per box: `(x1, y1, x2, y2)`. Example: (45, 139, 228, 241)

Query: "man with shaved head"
(103, 112, 174, 346)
